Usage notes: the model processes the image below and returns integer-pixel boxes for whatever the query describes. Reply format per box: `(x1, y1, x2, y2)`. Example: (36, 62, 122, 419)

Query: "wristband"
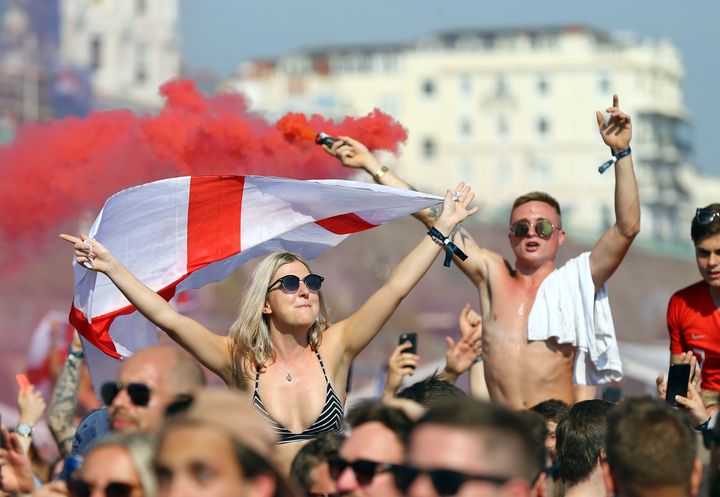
(598, 146, 631, 174)
(427, 227, 468, 267)
(695, 417, 712, 431)
(372, 166, 389, 182)
(67, 347, 84, 359)
(473, 355, 483, 364)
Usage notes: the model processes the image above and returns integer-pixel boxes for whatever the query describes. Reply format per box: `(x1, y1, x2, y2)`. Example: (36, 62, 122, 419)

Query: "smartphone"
(399, 333, 418, 355)
(666, 363, 691, 407)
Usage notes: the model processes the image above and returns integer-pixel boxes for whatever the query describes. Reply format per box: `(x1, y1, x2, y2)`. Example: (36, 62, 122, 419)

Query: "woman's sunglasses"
(100, 382, 151, 407)
(390, 464, 510, 496)
(328, 457, 394, 486)
(268, 274, 324, 293)
(696, 208, 720, 225)
(68, 479, 138, 497)
(509, 219, 557, 240)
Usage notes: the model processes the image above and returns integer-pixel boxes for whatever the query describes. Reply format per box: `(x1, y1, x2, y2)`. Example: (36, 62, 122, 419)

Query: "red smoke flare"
(0, 79, 408, 268)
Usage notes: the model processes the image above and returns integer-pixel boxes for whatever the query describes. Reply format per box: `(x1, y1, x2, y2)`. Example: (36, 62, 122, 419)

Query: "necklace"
(277, 345, 308, 382)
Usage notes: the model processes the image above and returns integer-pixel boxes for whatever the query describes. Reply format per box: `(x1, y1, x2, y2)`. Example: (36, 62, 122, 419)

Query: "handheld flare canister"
(315, 132, 339, 147)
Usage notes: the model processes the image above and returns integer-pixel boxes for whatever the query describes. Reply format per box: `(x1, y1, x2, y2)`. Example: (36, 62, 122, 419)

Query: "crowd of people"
(1, 95, 719, 497)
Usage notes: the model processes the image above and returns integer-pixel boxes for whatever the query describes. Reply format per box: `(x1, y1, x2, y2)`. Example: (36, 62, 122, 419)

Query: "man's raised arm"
(589, 95, 641, 291)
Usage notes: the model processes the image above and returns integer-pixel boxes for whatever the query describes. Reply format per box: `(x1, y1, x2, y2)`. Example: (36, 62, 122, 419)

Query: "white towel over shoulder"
(527, 252, 622, 385)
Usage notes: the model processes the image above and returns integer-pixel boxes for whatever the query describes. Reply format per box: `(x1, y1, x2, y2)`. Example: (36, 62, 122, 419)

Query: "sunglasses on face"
(308, 494, 342, 497)
(268, 274, 324, 293)
(391, 464, 510, 496)
(696, 208, 720, 225)
(328, 457, 394, 486)
(68, 479, 138, 497)
(101, 382, 151, 407)
(509, 219, 558, 240)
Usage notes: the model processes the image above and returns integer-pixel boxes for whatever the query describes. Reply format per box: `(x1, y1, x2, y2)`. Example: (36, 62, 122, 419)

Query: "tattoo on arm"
(426, 204, 442, 221)
(449, 224, 471, 249)
(47, 356, 82, 457)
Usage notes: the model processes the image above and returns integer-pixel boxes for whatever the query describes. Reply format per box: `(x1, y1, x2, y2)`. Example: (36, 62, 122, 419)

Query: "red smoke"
(0, 79, 408, 267)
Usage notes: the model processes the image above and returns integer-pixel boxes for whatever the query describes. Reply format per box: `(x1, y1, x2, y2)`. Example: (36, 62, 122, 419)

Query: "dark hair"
(516, 410, 549, 480)
(346, 400, 414, 448)
(289, 434, 344, 492)
(556, 400, 612, 485)
(606, 397, 696, 495)
(530, 399, 570, 424)
(512, 192, 562, 223)
(691, 203, 720, 243)
(396, 373, 466, 406)
(416, 397, 538, 481)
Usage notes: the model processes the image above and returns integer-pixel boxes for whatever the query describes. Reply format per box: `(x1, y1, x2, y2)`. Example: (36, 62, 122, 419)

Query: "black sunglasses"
(696, 208, 720, 225)
(328, 457, 394, 486)
(101, 382, 151, 407)
(308, 494, 342, 497)
(391, 464, 510, 496)
(68, 479, 138, 497)
(268, 274, 324, 293)
(509, 218, 558, 240)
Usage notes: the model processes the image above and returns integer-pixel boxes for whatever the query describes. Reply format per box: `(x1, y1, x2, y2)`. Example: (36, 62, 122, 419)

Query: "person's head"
(555, 400, 611, 487)
(602, 397, 702, 497)
(228, 252, 330, 387)
(530, 399, 569, 460)
(332, 401, 413, 497)
(290, 434, 344, 497)
(106, 346, 206, 432)
(509, 192, 565, 269)
(516, 411, 551, 497)
(71, 432, 157, 497)
(690, 203, 720, 291)
(396, 374, 466, 407)
(402, 397, 536, 497)
(155, 389, 298, 497)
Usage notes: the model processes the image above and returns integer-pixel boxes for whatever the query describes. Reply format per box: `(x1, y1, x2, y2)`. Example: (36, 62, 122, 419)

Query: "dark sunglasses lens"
(511, 221, 529, 237)
(352, 460, 378, 485)
(280, 275, 301, 292)
(67, 480, 91, 497)
(127, 384, 151, 407)
(431, 470, 465, 495)
(536, 220, 554, 238)
(697, 209, 716, 224)
(391, 466, 418, 493)
(305, 274, 323, 291)
(105, 483, 135, 497)
(328, 458, 347, 480)
(100, 382, 120, 406)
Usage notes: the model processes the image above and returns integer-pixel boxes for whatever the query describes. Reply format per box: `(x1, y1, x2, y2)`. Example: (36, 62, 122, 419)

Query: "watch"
(16, 422, 33, 438)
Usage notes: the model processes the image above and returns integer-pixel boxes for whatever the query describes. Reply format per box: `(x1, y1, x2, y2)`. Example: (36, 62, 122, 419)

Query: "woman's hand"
(382, 341, 419, 400)
(59, 233, 115, 274)
(18, 384, 46, 427)
(434, 182, 479, 233)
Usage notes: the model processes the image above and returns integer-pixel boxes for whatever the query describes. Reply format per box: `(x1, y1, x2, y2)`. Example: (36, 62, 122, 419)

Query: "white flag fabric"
(68, 175, 443, 392)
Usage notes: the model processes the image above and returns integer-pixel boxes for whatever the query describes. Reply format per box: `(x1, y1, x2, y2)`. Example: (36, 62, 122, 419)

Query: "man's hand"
(18, 384, 46, 426)
(59, 233, 114, 274)
(382, 341, 419, 401)
(595, 94, 632, 153)
(0, 426, 36, 494)
(326, 136, 382, 172)
(442, 305, 483, 382)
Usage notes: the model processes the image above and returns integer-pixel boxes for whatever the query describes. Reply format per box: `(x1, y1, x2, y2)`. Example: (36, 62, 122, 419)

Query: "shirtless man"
(329, 95, 639, 408)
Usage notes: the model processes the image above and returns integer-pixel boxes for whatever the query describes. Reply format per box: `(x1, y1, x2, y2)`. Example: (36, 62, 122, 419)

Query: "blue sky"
(180, 0, 720, 176)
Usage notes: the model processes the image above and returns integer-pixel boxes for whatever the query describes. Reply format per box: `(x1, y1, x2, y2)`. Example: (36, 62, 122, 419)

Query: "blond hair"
(228, 252, 329, 388)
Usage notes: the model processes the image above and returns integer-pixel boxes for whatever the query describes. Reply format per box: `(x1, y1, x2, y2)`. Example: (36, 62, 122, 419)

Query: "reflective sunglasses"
(268, 274, 324, 293)
(391, 465, 510, 496)
(68, 479, 138, 497)
(101, 382, 151, 407)
(696, 208, 720, 225)
(509, 218, 558, 240)
(328, 457, 394, 486)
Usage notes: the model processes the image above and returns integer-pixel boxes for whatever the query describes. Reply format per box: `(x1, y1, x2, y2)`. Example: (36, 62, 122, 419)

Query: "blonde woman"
(61, 182, 476, 470)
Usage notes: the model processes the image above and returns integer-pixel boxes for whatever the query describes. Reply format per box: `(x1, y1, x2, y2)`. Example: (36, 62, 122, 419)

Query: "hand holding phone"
(399, 333, 418, 355)
(665, 363, 691, 407)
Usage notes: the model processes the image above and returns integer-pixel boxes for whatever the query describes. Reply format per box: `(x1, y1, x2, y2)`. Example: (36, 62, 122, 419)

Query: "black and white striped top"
(252, 351, 344, 444)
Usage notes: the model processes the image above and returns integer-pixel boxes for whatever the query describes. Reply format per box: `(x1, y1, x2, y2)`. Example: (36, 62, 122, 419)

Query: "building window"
(537, 74, 550, 95)
(459, 73, 472, 96)
(422, 137, 437, 159)
(422, 79, 436, 97)
(136, 0, 147, 15)
(497, 115, 508, 139)
(495, 74, 508, 98)
(531, 158, 552, 183)
(90, 35, 103, 70)
(135, 44, 147, 83)
(537, 116, 550, 137)
(459, 118, 473, 137)
(599, 74, 612, 94)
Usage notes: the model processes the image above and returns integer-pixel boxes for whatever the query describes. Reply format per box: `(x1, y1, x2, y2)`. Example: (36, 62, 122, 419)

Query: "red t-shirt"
(667, 281, 720, 391)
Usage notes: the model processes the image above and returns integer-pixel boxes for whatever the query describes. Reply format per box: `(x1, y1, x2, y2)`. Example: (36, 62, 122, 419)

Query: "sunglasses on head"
(268, 274, 324, 293)
(509, 219, 557, 240)
(101, 382, 151, 407)
(696, 208, 720, 225)
(328, 457, 394, 486)
(68, 479, 138, 497)
(391, 465, 510, 496)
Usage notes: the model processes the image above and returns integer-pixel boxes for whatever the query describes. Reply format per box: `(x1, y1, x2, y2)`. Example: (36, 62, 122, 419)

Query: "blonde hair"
(228, 252, 330, 388)
(87, 432, 157, 497)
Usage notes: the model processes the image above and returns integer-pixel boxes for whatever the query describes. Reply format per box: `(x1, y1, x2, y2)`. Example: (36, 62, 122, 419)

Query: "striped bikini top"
(252, 350, 344, 444)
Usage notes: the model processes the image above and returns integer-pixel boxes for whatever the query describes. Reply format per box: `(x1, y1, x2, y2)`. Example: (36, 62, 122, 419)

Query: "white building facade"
(227, 25, 718, 245)
(59, 0, 181, 109)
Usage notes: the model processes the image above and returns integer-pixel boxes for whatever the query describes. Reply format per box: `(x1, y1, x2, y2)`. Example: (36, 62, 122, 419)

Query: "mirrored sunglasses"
(328, 457, 394, 486)
(696, 208, 720, 225)
(268, 274, 324, 293)
(100, 382, 151, 407)
(509, 219, 557, 240)
(391, 464, 510, 496)
(68, 479, 138, 497)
